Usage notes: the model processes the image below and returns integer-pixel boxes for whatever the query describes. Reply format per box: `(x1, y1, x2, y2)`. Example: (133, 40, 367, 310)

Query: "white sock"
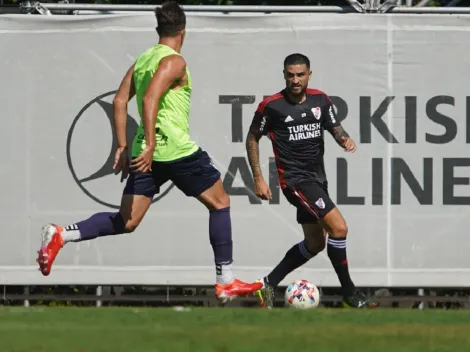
(216, 263, 234, 285)
(61, 224, 82, 243)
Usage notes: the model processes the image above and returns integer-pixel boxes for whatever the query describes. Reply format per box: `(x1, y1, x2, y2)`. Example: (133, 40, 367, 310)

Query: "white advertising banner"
(0, 12, 469, 286)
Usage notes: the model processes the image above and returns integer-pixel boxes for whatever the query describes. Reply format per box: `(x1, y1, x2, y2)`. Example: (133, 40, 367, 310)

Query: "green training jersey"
(131, 44, 199, 162)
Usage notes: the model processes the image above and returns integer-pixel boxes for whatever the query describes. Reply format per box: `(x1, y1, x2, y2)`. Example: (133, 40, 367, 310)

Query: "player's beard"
(288, 84, 306, 97)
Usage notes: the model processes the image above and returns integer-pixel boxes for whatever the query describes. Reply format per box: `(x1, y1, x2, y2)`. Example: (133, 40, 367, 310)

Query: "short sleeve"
(321, 94, 341, 132)
(249, 101, 272, 136)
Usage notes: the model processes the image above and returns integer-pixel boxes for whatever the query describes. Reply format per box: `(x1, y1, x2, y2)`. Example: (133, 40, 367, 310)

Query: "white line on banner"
(386, 15, 394, 287)
(89, 50, 116, 74)
(3, 25, 470, 34)
(27, 210, 470, 218)
(2, 266, 470, 273)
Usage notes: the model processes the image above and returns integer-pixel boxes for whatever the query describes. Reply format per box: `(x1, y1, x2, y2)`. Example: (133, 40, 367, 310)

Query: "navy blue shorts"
(123, 148, 221, 198)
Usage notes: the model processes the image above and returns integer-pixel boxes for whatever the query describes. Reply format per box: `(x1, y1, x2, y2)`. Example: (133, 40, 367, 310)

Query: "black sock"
(266, 241, 315, 288)
(327, 236, 355, 296)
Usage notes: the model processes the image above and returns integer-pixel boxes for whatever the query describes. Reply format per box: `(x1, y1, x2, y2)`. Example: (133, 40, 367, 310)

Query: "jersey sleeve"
(321, 94, 341, 132)
(248, 101, 272, 136)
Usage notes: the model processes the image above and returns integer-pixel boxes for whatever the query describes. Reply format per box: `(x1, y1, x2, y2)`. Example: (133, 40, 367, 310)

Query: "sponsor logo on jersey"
(285, 115, 294, 123)
(287, 122, 322, 141)
(135, 127, 168, 147)
(260, 115, 267, 132)
(328, 105, 336, 123)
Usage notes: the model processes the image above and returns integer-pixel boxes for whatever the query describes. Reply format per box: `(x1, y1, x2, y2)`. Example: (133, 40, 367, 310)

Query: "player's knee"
(118, 211, 140, 233)
(123, 219, 140, 233)
(304, 238, 326, 255)
(330, 222, 348, 238)
(212, 191, 230, 210)
(202, 189, 230, 210)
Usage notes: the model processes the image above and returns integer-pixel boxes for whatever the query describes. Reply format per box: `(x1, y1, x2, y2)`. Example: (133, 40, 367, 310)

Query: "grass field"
(1, 307, 470, 352)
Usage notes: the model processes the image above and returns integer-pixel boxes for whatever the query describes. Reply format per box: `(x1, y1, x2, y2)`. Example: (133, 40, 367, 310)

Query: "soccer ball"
(284, 280, 320, 309)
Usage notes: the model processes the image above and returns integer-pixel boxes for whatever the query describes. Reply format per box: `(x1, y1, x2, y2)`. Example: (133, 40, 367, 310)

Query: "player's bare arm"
(113, 64, 136, 149)
(329, 124, 349, 144)
(246, 128, 263, 180)
(112, 64, 136, 181)
(246, 117, 272, 200)
(142, 54, 186, 149)
(131, 54, 186, 172)
(328, 124, 357, 153)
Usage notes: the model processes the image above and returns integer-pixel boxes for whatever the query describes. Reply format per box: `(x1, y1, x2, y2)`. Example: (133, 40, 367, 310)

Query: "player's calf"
(322, 208, 355, 294)
(321, 208, 378, 308)
(304, 225, 327, 254)
(60, 211, 138, 244)
(51, 195, 149, 246)
(198, 180, 235, 284)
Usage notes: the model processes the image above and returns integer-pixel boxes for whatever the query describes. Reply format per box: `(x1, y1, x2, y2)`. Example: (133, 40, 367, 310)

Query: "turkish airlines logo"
(66, 91, 174, 209)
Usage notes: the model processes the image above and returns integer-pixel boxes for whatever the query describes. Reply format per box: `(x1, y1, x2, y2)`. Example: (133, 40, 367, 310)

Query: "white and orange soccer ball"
(284, 280, 321, 309)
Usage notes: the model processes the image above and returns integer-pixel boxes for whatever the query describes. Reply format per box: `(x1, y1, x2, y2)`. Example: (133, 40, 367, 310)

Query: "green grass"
(1, 307, 470, 352)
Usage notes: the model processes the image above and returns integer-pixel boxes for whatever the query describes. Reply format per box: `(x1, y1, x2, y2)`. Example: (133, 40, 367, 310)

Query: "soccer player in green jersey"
(36, 1, 262, 302)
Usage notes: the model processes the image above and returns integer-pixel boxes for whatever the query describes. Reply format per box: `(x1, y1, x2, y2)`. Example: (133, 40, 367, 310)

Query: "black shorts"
(283, 182, 336, 224)
(123, 148, 221, 198)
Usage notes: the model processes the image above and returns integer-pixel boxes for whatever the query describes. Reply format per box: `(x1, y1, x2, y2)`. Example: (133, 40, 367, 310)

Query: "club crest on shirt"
(312, 107, 321, 120)
(315, 198, 325, 209)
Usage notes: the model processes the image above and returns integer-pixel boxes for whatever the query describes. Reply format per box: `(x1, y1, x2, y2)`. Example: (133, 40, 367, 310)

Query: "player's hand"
(341, 136, 357, 153)
(131, 146, 154, 173)
(113, 146, 130, 182)
(254, 176, 272, 200)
